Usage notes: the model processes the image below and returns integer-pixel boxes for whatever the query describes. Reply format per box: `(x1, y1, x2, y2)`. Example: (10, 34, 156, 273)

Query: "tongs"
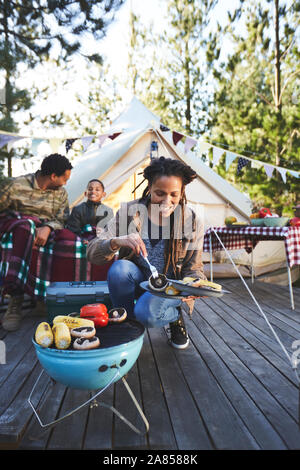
(141, 253, 158, 279)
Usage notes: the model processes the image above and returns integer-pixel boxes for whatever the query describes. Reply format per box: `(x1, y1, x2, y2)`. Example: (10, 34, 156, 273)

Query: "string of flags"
(0, 123, 298, 183)
(0, 131, 122, 155)
(157, 124, 299, 183)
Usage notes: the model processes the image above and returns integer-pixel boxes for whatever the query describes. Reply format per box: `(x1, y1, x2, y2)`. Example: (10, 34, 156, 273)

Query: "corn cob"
(35, 322, 54, 348)
(52, 315, 94, 330)
(52, 322, 71, 350)
(182, 277, 222, 291)
(165, 285, 181, 295)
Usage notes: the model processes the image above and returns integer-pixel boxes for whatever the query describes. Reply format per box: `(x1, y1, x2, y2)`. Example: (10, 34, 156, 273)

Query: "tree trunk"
(274, 0, 282, 167)
(184, 39, 191, 133)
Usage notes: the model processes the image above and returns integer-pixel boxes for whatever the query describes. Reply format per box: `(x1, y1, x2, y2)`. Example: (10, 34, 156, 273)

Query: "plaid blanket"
(0, 213, 113, 299)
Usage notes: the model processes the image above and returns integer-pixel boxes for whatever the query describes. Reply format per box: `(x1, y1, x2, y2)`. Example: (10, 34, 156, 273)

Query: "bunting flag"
(251, 160, 261, 169)
(237, 157, 250, 175)
(0, 125, 298, 185)
(109, 132, 122, 140)
(49, 138, 63, 153)
(65, 138, 77, 153)
(172, 131, 184, 145)
(277, 167, 287, 183)
(81, 136, 94, 152)
(0, 134, 24, 150)
(98, 134, 108, 148)
(225, 151, 237, 171)
(288, 170, 299, 178)
(263, 163, 275, 179)
(212, 147, 224, 167)
(184, 136, 198, 153)
(198, 141, 211, 154)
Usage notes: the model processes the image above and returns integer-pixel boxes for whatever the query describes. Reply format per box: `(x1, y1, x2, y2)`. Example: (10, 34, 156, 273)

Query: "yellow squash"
(35, 322, 54, 348)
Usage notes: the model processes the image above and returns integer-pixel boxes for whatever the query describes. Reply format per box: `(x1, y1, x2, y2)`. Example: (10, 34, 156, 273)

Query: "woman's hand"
(110, 233, 147, 257)
(181, 295, 199, 303)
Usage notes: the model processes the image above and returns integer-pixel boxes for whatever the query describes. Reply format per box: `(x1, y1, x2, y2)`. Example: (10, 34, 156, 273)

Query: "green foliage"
(0, 0, 123, 176)
(208, 0, 300, 216)
(124, 0, 218, 136)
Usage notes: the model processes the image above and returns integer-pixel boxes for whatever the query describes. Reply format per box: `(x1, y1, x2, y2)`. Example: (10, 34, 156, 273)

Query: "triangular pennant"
(288, 170, 299, 178)
(49, 138, 63, 153)
(198, 141, 211, 154)
(263, 163, 274, 179)
(98, 134, 108, 148)
(184, 136, 198, 153)
(0, 134, 24, 150)
(277, 167, 287, 183)
(251, 160, 261, 169)
(7, 136, 25, 152)
(160, 124, 170, 132)
(225, 151, 237, 171)
(212, 147, 224, 167)
(237, 157, 249, 175)
(65, 138, 77, 153)
(172, 131, 184, 146)
(81, 136, 94, 152)
(109, 132, 121, 140)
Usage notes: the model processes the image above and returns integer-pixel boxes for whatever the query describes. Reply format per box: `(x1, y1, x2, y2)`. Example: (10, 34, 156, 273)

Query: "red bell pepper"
(289, 217, 300, 227)
(259, 207, 272, 218)
(80, 303, 108, 327)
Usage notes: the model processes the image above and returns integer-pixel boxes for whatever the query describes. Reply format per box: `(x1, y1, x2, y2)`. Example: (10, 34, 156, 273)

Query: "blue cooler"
(46, 281, 112, 323)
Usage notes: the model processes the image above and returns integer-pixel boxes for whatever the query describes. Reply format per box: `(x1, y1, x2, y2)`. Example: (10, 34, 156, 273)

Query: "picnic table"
(203, 225, 300, 310)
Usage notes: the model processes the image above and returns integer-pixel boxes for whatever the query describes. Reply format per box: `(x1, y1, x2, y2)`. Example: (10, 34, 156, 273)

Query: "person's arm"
(43, 189, 70, 231)
(65, 206, 82, 235)
(87, 205, 146, 265)
(180, 212, 206, 280)
(0, 179, 13, 213)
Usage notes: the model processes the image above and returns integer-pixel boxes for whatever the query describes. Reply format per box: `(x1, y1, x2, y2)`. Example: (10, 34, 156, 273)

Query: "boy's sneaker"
(168, 313, 189, 349)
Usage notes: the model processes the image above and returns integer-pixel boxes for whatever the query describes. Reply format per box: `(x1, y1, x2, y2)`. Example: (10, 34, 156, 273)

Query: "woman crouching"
(86, 157, 206, 349)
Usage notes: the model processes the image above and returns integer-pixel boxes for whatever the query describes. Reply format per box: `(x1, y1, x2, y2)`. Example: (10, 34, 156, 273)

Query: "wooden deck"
(0, 278, 300, 450)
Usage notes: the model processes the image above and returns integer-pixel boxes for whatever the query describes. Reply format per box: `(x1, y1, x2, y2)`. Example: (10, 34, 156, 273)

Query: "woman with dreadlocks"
(87, 157, 206, 349)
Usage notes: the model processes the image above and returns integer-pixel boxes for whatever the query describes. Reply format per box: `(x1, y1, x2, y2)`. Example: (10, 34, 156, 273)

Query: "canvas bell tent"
(66, 97, 298, 284)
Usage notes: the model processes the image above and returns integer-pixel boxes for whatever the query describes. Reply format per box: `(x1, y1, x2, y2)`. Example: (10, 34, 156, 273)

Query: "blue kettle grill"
(29, 319, 149, 434)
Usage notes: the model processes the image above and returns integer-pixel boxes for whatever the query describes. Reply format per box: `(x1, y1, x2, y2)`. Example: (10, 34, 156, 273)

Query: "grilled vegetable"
(35, 322, 54, 348)
(52, 315, 94, 330)
(165, 285, 181, 295)
(52, 322, 71, 350)
(182, 277, 222, 291)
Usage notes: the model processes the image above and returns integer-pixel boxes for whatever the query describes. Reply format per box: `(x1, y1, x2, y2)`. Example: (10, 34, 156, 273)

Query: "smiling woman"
(87, 156, 206, 350)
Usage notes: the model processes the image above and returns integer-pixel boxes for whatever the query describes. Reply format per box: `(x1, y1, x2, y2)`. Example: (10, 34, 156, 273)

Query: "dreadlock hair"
(40, 154, 73, 177)
(141, 157, 197, 278)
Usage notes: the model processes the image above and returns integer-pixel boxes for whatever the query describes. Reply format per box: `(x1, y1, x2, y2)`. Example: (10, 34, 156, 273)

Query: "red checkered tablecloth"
(203, 226, 300, 268)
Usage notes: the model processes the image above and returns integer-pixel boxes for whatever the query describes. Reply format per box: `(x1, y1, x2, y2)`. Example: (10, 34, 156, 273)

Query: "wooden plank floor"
(0, 278, 300, 450)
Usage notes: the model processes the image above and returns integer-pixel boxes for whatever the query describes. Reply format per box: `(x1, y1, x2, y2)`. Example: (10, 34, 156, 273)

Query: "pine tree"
(0, 0, 123, 176)
(124, 0, 218, 137)
(209, 0, 300, 214)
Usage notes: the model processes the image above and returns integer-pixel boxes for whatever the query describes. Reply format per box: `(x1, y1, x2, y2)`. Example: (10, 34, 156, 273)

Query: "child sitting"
(66, 179, 114, 242)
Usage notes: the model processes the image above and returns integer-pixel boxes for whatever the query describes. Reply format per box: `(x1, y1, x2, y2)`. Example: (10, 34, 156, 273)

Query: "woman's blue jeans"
(107, 259, 181, 328)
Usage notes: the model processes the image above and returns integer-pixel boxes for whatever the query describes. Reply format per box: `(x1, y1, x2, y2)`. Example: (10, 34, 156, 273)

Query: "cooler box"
(46, 281, 112, 323)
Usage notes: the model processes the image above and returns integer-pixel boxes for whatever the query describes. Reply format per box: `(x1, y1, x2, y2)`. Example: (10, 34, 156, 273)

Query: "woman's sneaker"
(168, 313, 189, 349)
